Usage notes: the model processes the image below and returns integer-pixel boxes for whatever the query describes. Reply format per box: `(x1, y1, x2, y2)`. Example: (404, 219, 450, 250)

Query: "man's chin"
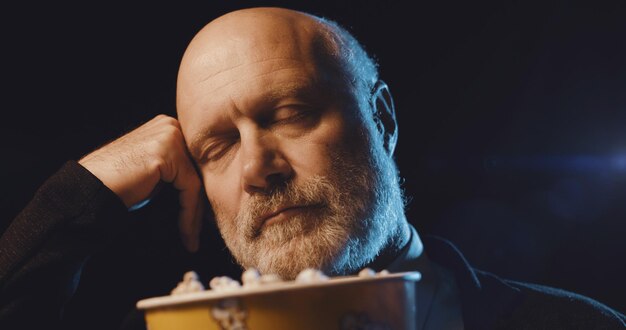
(236, 229, 352, 280)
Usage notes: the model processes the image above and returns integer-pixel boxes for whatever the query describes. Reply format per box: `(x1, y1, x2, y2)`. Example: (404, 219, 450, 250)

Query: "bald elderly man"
(1, 7, 624, 330)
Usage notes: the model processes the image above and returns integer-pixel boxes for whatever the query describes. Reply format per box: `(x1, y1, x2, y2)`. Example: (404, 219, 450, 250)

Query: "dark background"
(1, 0, 625, 328)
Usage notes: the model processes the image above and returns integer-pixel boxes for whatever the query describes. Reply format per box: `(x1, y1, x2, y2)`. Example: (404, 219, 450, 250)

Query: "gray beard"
(213, 141, 405, 280)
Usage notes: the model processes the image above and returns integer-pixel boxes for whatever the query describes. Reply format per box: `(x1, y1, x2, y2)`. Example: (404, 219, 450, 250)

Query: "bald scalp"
(176, 7, 378, 116)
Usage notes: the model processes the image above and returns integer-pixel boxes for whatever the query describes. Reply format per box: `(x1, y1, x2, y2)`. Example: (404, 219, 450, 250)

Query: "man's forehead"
(177, 8, 336, 79)
(184, 37, 311, 85)
(177, 45, 322, 117)
(177, 13, 340, 112)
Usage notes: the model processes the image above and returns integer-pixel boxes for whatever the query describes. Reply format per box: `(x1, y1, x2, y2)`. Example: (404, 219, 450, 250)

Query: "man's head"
(176, 7, 408, 279)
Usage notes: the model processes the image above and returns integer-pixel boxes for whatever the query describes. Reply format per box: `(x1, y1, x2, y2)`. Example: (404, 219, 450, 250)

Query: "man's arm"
(79, 114, 203, 252)
(0, 162, 128, 328)
(0, 115, 203, 328)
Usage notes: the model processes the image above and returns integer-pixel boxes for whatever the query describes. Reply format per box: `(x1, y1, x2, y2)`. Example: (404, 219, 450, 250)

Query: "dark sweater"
(0, 161, 624, 329)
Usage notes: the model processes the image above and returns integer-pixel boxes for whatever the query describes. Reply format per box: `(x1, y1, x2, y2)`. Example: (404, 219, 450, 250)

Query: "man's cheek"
(205, 192, 229, 222)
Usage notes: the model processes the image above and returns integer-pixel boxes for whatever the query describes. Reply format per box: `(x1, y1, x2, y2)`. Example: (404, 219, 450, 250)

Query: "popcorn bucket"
(137, 271, 421, 330)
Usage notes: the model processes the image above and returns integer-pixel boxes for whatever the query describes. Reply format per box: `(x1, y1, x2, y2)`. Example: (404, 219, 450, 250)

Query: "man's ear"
(371, 80, 398, 155)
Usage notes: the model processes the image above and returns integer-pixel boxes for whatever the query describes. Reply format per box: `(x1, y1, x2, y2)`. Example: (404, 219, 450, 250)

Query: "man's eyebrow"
(264, 80, 324, 103)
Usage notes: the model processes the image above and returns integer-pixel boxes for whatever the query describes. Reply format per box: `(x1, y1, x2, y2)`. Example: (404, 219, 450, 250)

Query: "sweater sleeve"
(0, 161, 129, 329)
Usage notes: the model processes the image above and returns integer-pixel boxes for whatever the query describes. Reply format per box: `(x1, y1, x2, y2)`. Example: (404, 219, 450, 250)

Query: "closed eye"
(269, 105, 318, 127)
(199, 136, 240, 165)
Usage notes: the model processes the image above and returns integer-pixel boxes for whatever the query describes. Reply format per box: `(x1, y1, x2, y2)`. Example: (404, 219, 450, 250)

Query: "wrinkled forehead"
(180, 35, 313, 95)
(188, 25, 314, 74)
(176, 11, 338, 109)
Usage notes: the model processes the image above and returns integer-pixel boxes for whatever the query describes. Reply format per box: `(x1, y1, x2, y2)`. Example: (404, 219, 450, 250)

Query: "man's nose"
(241, 133, 293, 194)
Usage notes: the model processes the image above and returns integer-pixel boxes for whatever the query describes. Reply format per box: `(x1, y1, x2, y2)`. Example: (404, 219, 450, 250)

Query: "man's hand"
(79, 114, 203, 252)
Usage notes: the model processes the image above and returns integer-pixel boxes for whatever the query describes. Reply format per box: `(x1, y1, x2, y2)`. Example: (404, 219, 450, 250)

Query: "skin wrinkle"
(190, 66, 315, 106)
(188, 80, 327, 162)
(183, 72, 313, 120)
(196, 58, 305, 84)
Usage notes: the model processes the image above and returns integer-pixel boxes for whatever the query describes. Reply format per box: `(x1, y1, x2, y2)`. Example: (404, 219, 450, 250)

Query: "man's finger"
(172, 149, 203, 252)
(178, 188, 203, 252)
(187, 197, 204, 252)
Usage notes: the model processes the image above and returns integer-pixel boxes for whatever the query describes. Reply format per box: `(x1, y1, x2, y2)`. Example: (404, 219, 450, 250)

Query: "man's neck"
(362, 220, 412, 272)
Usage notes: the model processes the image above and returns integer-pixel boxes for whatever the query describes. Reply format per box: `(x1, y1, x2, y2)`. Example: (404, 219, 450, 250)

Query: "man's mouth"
(257, 204, 324, 229)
